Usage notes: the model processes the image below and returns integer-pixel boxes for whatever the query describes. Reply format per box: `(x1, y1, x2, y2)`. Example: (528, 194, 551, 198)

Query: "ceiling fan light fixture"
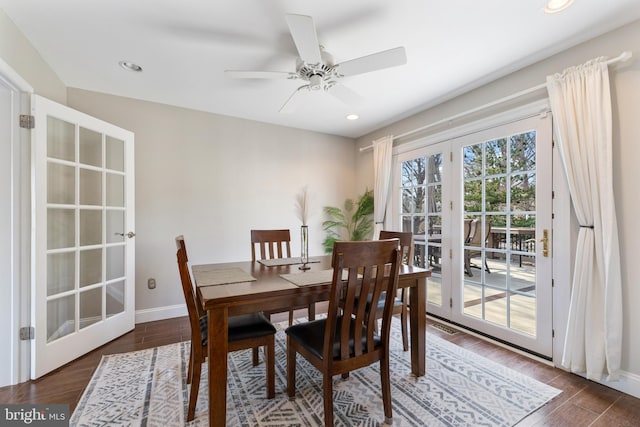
(309, 74, 324, 91)
(119, 60, 143, 72)
(544, 0, 575, 14)
(346, 114, 359, 121)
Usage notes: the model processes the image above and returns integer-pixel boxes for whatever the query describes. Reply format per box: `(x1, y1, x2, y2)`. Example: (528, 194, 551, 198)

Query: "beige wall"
(355, 19, 640, 392)
(0, 9, 66, 103)
(67, 89, 356, 313)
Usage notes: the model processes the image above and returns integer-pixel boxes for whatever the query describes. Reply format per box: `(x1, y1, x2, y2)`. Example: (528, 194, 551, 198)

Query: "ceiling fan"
(225, 14, 407, 113)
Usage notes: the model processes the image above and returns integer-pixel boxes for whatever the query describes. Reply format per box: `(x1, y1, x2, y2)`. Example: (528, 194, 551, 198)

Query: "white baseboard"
(591, 370, 640, 400)
(135, 304, 187, 324)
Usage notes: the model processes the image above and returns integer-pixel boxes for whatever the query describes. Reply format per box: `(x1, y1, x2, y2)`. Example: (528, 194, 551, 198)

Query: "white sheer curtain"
(546, 58, 622, 380)
(372, 135, 394, 239)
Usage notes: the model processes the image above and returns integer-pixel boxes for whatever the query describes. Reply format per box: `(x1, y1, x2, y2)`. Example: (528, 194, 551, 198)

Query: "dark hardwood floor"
(1, 309, 639, 426)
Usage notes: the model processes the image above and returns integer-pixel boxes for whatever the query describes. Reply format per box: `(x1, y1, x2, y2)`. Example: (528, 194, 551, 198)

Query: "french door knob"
(115, 231, 136, 239)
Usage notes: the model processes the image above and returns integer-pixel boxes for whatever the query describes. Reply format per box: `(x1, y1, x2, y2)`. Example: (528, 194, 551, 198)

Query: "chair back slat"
(379, 230, 414, 266)
(251, 229, 292, 261)
(326, 239, 401, 362)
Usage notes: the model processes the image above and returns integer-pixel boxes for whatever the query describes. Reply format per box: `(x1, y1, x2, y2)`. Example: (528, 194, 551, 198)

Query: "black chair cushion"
(199, 312, 276, 346)
(285, 316, 380, 360)
(351, 292, 402, 312)
(375, 293, 403, 311)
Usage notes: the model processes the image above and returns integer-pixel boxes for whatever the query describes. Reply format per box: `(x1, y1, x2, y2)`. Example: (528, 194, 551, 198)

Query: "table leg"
(209, 307, 228, 427)
(409, 277, 426, 376)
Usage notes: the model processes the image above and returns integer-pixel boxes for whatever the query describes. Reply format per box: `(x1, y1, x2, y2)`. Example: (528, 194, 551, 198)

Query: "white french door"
(393, 112, 553, 357)
(31, 95, 135, 378)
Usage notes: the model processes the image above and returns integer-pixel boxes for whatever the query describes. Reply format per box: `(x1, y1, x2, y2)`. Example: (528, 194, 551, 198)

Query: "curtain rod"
(360, 50, 632, 152)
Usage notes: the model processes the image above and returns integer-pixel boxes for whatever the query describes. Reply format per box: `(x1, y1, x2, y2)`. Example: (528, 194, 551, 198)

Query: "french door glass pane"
(106, 173, 125, 207)
(47, 163, 75, 204)
(79, 168, 102, 206)
(80, 209, 102, 246)
(79, 248, 102, 287)
(400, 152, 443, 306)
(47, 117, 74, 161)
(462, 131, 537, 336)
(106, 136, 125, 171)
(47, 294, 75, 342)
(47, 252, 75, 296)
(106, 210, 125, 243)
(79, 287, 102, 329)
(106, 246, 125, 281)
(47, 208, 75, 249)
(79, 127, 102, 167)
(106, 281, 125, 317)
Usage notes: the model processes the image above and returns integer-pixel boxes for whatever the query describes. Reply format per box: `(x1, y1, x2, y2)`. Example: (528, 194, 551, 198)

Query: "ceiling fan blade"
(279, 86, 307, 114)
(329, 83, 364, 107)
(334, 46, 407, 77)
(285, 14, 322, 64)
(225, 70, 297, 79)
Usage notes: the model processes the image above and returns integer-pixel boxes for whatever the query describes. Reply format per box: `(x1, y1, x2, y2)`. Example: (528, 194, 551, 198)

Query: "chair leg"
(186, 342, 194, 384)
(187, 359, 201, 421)
(401, 306, 409, 352)
(322, 372, 334, 427)
(288, 309, 294, 326)
(286, 337, 296, 400)
(380, 355, 393, 425)
(252, 347, 259, 366)
(308, 303, 315, 321)
(265, 338, 275, 399)
(464, 251, 473, 277)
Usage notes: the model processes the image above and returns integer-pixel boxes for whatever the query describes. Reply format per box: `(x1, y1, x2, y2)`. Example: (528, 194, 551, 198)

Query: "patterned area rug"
(71, 319, 561, 426)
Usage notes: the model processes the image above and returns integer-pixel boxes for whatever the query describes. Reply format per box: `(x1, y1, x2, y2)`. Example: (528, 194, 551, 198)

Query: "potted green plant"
(322, 189, 374, 253)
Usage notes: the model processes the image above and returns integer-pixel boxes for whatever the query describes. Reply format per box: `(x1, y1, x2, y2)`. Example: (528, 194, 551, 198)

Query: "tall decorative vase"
(299, 225, 310, 270)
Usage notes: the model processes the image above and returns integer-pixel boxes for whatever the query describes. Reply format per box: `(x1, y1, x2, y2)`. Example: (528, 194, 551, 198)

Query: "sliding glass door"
(392, 113, 553, 357)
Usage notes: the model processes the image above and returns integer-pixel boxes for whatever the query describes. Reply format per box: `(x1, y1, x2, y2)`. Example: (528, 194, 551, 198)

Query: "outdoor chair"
(464, 219, 492, 277)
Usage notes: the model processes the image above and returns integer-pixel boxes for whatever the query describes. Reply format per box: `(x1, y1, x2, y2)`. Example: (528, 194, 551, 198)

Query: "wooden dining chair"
(285, 239, 402, 426)
(378, 230, 413, 351)
(175, 236, 276, 421)
(250, 229, 315, 324)
(250, 229, 292, 260)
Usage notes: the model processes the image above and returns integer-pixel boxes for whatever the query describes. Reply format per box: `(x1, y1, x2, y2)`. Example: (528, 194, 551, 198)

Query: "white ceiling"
(2, 0, 640, 138)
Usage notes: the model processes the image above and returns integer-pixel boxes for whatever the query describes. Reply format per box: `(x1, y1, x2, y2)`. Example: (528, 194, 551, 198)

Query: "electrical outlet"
(148, 278, 156, 289)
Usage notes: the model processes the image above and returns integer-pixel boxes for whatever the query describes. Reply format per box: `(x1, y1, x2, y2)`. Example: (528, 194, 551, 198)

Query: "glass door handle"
(115, 231, 136, 239)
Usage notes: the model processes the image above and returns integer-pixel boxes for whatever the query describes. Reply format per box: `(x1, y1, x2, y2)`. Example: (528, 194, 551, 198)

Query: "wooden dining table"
(193, 255, 431, 427)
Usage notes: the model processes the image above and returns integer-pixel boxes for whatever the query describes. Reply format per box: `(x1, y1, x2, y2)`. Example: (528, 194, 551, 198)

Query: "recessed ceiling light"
(346, 114, 359, 121)
(119, 61, 143, 72)
(544, 0, 575, 14)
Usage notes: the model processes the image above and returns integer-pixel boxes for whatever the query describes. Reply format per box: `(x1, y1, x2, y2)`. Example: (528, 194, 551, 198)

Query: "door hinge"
(450, 152, 453, 162)
(20, 326, 34, 340)
(552, 329, 555, 338)
(449, 248, 453, 259)
(552, 279, 555, 287)
(450, 201, 453, 210)
(552, 190, 555, 199)
(19, 114, 35, 129)
(449, 298, 453, 308)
